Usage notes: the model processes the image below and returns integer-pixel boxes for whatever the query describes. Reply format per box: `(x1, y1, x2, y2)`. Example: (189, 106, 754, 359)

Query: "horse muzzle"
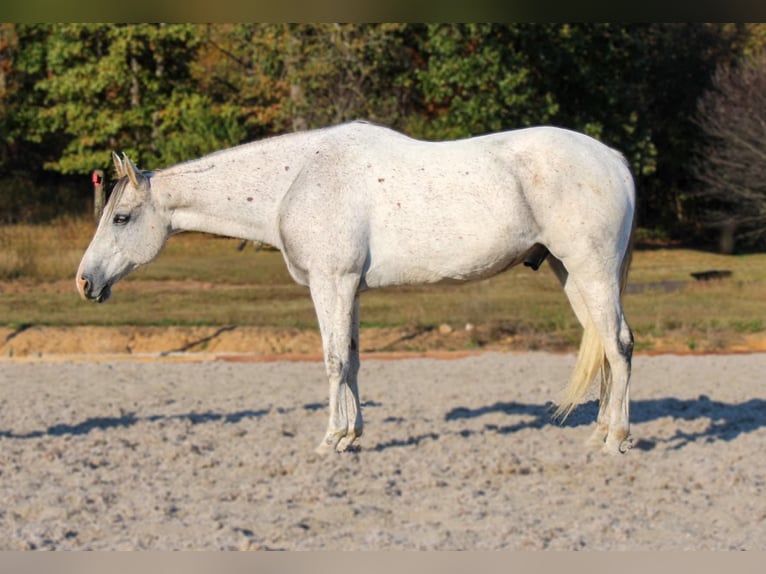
(76, 273, 111, 303)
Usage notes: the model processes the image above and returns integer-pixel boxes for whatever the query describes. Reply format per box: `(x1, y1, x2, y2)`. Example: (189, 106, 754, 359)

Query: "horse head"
(76, 153, 170, 302)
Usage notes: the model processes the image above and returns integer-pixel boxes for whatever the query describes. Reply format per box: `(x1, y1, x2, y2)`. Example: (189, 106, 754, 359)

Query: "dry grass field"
(1, 217, 765, 354)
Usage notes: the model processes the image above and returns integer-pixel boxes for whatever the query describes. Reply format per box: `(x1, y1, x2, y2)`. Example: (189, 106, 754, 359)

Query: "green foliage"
(281, 23, 411, 130)
(407, 24, 557, 140)
(29, 24, 206, 172)
(0, 23, 757, 240)
(518, 24, 657, 170)
(154, 92, 246, 166)
(191, 23, 291, 138)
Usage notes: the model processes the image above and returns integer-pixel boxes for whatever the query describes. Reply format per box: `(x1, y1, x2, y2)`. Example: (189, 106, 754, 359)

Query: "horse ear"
(122, 153, 147, 189)
(113, 152, 126, 178)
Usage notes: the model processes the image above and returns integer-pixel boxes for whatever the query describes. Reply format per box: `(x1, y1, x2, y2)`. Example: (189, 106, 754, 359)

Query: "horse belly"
(363, 215, 532, 288)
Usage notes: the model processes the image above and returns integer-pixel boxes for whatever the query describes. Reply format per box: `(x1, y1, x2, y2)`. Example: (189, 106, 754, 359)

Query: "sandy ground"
(0, 347, 764, 550)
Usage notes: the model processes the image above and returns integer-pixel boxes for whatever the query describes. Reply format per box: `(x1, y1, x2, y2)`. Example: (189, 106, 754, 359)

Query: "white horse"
(76, 121, 636, 454)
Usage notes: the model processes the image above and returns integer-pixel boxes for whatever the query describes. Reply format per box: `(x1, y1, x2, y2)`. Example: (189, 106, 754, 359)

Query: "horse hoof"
(316, 428, 353, 455)
(336, 433, 360, 452)
(585, 425, 608, 448)
(315, 442, 336, 456)
(315, 435, 342, 455)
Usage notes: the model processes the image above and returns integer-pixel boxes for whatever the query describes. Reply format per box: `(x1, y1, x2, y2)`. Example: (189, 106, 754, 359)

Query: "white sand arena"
(0, 352, 764, 550)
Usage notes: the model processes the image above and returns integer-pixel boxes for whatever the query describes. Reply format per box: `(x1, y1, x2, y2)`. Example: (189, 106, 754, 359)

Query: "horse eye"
(113, 214, 131, 225)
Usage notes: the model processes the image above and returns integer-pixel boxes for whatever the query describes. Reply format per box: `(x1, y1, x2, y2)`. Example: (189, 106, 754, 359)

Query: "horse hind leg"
(548, 257, 609, 446)
(573, 272, 634, 453)
(550, 256, 633, 453)
(608, 316, 634, 453)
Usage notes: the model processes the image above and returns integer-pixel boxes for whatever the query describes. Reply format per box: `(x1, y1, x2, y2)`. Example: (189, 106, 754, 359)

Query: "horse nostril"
(76, 273, 91, 297)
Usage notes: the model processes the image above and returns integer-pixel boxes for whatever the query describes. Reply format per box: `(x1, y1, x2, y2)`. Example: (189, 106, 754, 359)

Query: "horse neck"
(154, 132, 321, 248)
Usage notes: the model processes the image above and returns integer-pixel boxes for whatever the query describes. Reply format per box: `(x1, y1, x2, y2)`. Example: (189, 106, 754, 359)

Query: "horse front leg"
(336, 296, 362, 451)
(310, 274, 363, 454)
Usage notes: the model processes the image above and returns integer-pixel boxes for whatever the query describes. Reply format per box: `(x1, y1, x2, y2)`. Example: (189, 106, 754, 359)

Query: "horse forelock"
(101, 177, 127, 220)
(102, 169, 153, 222)
(103, 175, 141, 221)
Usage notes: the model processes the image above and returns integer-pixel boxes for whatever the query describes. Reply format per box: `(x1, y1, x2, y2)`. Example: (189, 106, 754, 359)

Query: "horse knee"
(324, 352, 348, 380)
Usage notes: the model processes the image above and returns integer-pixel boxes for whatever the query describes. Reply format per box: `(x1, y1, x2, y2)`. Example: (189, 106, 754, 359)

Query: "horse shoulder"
(276, 157, 372, 284)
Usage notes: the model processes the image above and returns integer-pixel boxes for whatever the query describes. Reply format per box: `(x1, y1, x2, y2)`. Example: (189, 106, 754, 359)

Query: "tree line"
(0, 23, 764, 249)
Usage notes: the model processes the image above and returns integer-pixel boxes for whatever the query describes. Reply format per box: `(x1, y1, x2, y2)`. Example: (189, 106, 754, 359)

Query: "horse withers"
(76, 121, 636, 455)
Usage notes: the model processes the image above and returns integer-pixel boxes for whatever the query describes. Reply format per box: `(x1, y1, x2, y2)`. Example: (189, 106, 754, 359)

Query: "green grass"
(1, 218, 765, 350)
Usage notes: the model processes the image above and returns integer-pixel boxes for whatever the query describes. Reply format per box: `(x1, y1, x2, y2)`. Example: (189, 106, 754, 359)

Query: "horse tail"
(554, 319, 604, 421)
(553, 187, 636, 421)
